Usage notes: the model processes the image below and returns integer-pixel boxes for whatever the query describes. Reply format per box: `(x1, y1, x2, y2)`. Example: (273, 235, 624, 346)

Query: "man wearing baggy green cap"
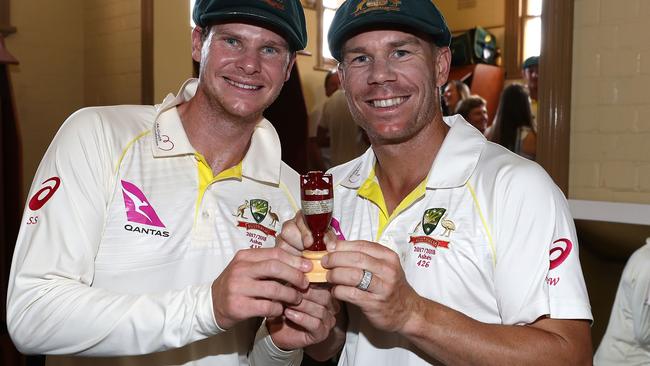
(7, 1, 335, 365)
(277, 1, 593, 364)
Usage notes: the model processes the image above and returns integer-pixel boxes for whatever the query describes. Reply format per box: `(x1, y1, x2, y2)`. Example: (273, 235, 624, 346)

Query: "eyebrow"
(343, 36, 422, 54)
(215, 30, 289, 49)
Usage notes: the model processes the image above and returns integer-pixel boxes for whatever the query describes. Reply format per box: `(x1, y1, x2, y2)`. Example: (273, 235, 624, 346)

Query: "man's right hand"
(211, 247, 312, 330)
(276, 211, 337, 255)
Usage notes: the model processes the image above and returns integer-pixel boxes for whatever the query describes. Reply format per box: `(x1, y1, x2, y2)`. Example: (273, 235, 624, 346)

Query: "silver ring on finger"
(356, 269, 373, 291)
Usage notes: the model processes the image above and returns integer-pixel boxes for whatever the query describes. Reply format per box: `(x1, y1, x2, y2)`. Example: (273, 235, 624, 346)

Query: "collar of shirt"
(338, 115, 485, 191)
(150, 78, 283, 185)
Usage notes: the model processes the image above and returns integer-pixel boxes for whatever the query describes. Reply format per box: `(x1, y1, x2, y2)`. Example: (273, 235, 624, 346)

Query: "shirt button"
(202, 211, 210, 218)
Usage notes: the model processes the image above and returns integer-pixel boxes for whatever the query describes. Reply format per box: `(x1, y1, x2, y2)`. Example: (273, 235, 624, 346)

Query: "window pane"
(321, 8, 336, 60)
(527, 0, 543, 16)
(523, 17, 541, 61)
(323, 0, 345, 8)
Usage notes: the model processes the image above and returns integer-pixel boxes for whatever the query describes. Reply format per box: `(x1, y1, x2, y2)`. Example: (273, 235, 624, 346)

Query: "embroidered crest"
(422, 207, 446, 235)
(354, 0, 401, 16)
(250, 199, 269, 223)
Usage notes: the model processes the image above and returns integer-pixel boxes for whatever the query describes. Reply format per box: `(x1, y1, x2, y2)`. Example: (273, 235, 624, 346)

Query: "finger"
(321, 250, 385, 276)
(295, 212, 316, 249)
(326, 266, 377, 293)
(243, 279, 304, 305)
(245, 258, 310, 290)
(284, 306, 335, 334)
(330, 284, 373, 306)
(278, 218, 307, 253)
(323, 232, 338, 252)
(275, 236, 304, 257)
(329, 240, 396, 261)
(237, 247, 311, 273)
(302, 285, 339, 313)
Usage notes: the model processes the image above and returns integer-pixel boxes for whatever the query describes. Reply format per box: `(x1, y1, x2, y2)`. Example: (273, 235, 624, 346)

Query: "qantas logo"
(121, 180, 165, 228)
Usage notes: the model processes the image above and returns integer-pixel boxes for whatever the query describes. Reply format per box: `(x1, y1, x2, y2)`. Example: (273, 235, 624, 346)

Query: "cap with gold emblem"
(193, 0, 307, 51)
(328, 0, 451, 61)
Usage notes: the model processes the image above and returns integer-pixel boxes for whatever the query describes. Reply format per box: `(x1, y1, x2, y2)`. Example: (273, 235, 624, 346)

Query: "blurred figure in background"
(594, 238, 650, 365)
(442, 80, 470, 115)
(307, 69, 340, 170)
(456, 95, 489, 133)
(317, 88, 370, 167)
(488, 83, 536, 160)
(522, 56, 539, 130)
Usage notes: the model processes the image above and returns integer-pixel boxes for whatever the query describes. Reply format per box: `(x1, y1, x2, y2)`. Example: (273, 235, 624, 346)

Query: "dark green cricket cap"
(523, 56, 539, 69)
(328, 0, 452, 61)
(193, 0, 307, 51)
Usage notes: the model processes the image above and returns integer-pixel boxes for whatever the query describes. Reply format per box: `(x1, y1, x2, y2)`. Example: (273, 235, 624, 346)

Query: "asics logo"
(549, 238, 572, 270)
(121, 180, 165, 227)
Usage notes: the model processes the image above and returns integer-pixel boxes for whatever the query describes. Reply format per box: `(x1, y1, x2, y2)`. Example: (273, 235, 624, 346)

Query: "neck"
(372, 117, 449, 214)
(178, 90, 260, 175)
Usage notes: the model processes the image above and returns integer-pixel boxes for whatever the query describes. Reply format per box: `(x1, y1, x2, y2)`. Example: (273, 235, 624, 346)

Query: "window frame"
(315, 1, 339, 70)
(505, 0, 542, 79)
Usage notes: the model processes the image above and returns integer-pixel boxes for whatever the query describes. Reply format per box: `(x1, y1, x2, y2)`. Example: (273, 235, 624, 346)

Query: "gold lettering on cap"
(354, 0, 401, 16)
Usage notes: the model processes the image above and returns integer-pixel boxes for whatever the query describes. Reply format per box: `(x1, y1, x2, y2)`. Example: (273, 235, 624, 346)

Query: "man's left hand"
(322, 240, 422, 333)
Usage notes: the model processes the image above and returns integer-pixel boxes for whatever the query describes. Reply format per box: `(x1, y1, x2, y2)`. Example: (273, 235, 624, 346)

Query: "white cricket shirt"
(7, 79, 302, 366)
(328, 115, 592, 365)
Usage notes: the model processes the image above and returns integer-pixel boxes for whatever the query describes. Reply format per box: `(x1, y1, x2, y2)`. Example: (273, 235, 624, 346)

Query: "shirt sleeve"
(249, 319, 303, 366)
(627, 246, 650, 343)
(491, 162, 554, 324)
(6, 109, 221, 356)
(546, 184, 593, 321)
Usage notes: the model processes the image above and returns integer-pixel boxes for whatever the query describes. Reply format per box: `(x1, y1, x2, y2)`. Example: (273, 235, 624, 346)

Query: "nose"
(235, 48, 261, 75)
(367, 58, 397, 85)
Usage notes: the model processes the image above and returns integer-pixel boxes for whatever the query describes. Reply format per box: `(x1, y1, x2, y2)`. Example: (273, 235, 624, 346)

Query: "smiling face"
(338, 29, 450, 145)
(191, 22, 295, 123)
(443, 82, 459, 111)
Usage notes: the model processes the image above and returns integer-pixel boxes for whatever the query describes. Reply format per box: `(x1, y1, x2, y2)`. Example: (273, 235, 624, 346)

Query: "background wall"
(153, 0, 192, 102)
(7, 0, 84, 197)
(84, 0, 141, 106)
(571, 0, 650, 204)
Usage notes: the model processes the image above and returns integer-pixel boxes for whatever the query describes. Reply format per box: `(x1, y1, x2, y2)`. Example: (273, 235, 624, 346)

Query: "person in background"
(308, 69, 340, 170)
(456, 95, 489, 133)
(522, 55, 539, 129)
(277, 0, 593, 364)
(316, 88, 370, 168)
(442, 79, 470, 115)
(488, 83, 536, 160)
(594, 238, 650, 365)
(6, 1, 336, 365)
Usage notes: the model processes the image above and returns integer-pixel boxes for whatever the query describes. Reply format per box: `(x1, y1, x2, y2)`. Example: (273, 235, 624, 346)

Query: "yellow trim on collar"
(357, 167, 428, 241)
(194, 153, 243, 220)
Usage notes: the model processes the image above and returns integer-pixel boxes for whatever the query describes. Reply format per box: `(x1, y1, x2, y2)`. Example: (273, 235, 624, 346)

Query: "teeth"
(372, 97, 405, 108)
(226, 78, 260, 90)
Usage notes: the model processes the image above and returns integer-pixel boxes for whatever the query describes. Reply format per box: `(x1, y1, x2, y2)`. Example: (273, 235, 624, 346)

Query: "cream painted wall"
(7, 0, 84, 196)
(153, 0, 193, 102)
(570, 0, 650, 204)
(84, 0, 141, 106)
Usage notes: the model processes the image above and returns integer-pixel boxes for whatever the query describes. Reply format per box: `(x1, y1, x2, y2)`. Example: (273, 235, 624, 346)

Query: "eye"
(224, 38, 240, 46)
(393, 49, 410, 58)
(350, 55, 370, 64)
(261, 46, 278, 55)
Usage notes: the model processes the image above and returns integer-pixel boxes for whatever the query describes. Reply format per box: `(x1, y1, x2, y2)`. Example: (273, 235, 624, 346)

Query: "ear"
(435, 47, 452, 88)
(337, 63, 347, 91)
(191, 26, 206, 63)
(284, 53, 297, 82)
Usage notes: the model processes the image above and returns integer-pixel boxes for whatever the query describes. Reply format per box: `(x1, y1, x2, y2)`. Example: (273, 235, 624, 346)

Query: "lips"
(224, 77, 262, 91)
